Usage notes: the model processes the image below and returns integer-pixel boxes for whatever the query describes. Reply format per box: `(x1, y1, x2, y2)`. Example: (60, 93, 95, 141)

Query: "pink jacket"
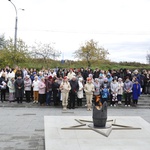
(38, 81, 46, 94)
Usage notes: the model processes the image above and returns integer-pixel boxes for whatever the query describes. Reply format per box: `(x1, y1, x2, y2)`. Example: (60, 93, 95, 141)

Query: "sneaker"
(114, 104, 116, 107)
(128, 105, 130, 107)
(125, 105, 127, 107)
(33, 101, 36, 104)
(110, 104, 113, 107)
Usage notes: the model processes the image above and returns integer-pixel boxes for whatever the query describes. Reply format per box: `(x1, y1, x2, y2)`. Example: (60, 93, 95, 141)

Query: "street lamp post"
(8, 0, 18, 50)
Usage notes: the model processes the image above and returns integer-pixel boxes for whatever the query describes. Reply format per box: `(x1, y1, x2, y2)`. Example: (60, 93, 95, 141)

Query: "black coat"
(52, 82, 60, 91)
(69, 80, 79, 95)
(15, 78, 24, 98)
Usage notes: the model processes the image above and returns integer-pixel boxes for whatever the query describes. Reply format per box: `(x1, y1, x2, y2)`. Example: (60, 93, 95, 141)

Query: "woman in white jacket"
(77, 78, 84, 106)
(32, 76, 40, 104)
(117, 78, 124, 104)
(110, 78, 119, 107)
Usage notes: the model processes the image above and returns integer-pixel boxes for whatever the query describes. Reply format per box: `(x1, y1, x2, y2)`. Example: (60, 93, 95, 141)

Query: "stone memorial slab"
(44, 116, 150, 150)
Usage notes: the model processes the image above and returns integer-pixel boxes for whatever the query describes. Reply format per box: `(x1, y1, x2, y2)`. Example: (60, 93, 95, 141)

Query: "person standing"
(57, 75, 63, 102)
(32, 76, 40, 104)
(124, 77, 133, 107)
(69, 76, 79, 109)
(144, 70, 150, 94)
(7, 77, 15, 102)
(117, 78, 124, 105)
(101, 85, 109, 104)
(15, 75, 24, 103)
(45, 76, 53, 106)
(132, 80, 141, 106)
(0, 73, 7, 102)
(59, 76, 71, 110)
(24, 75, 32, 103)
(77, 78, 84, 107)
(84, 77, 95, 111)
(38, 77, 46, 106)
(52, 78, 60, 106)
(93, 78, 100, 105)
(101, 78, 110, 102)
(110, 78, 119, 107)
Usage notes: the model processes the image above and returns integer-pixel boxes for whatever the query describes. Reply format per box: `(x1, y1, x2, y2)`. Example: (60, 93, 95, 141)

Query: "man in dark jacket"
(15, 75, 24, 103)
(0, 73, 7, 102)
(52, 78, 60, 106)
(69, 76, 79, 109)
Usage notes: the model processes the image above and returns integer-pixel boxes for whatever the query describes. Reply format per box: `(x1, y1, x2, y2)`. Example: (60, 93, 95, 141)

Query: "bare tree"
(30, 42, 61, 65)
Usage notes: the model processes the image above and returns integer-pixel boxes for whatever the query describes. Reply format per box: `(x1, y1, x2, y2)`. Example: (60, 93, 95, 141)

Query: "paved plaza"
(0, 100, 150, 150)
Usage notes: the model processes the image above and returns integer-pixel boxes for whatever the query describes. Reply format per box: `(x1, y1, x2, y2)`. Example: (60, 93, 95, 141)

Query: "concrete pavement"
(0, 98, 150, 150)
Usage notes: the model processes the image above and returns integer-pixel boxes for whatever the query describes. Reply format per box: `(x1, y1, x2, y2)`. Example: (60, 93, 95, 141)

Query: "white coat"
(77, 81, 83, 98)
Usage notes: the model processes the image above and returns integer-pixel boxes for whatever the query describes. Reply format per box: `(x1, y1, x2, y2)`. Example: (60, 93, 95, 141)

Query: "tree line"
(0, 35, 109, 68)
(0, 34, 149, 70)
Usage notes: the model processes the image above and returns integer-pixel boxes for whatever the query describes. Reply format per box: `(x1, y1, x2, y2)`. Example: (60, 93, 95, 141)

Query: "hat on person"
(63, 76, 68, 80)
(26, 75, 30, 78)
(87, 77, 92, 81)
(134, 70, 138, 74)
(95, 78, 99, 81)
(34, 76, 38, 79)
(118, 78, 122, 81)
(99, 73, 103, 77)
(48, 76, 52, 80)
(104, 78, 108, 81)
(89, 74, 93, 77)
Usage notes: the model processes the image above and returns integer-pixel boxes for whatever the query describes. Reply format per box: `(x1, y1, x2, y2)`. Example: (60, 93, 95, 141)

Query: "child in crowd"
(101, 85, 109, 104)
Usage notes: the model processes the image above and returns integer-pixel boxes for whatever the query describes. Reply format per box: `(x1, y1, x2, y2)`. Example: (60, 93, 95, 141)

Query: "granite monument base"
(44, 116, 150, 150)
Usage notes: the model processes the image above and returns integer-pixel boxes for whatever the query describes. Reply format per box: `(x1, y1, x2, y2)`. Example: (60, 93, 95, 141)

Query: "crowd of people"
(0, 66, 150, 110)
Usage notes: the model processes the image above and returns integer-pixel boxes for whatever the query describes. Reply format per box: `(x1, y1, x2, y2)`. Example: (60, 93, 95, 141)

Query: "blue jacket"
(132, 83, 141, 100)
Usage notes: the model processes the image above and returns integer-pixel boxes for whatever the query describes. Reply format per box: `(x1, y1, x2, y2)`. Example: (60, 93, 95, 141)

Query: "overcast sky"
(0, 0, 150, 63)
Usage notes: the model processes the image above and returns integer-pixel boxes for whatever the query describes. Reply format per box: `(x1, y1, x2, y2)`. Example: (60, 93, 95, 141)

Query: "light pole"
(8, 0, 20, 50)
